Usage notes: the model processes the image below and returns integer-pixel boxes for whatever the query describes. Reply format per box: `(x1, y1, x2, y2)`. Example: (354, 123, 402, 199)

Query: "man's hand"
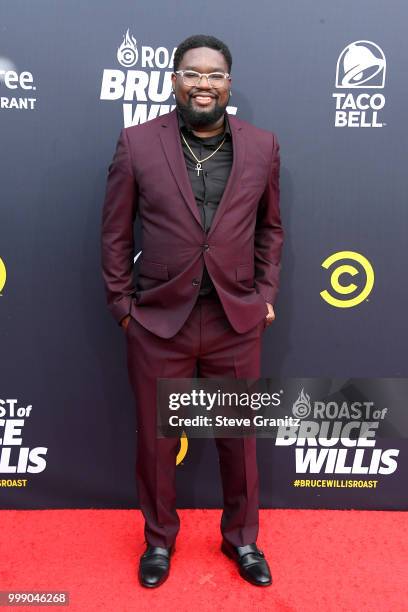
(265, 303, 275, 327)
(120, 315, 131, 330)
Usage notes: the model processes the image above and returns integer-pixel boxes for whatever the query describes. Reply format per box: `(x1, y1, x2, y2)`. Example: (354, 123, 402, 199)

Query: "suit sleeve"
(101, 128, 138, 325)
(254, 134, 284, 305)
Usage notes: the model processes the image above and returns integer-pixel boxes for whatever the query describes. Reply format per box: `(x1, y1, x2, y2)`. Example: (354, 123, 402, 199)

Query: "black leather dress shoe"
(138, 545, 174, 588)
(221, 541, 272, 586)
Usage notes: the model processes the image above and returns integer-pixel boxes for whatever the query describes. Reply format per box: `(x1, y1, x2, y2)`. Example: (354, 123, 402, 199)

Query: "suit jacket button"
(203, 244, 210, 251)
(192, 278, 200, 286)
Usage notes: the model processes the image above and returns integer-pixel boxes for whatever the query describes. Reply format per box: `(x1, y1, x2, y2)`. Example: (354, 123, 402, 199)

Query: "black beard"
(176, 96, 228, 128)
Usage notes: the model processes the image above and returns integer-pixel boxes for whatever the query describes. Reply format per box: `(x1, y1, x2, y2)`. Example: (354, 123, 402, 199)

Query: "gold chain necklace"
(180, 131, 226, 177)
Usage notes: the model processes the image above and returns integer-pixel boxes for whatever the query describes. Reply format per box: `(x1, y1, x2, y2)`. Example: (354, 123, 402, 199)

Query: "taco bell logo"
(336, 41, 386, 88)
(332, 41, 386, 128)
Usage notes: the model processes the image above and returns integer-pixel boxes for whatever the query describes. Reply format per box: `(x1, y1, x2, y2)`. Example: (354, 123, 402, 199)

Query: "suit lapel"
(208, 114, 246, 238)
(159, 109, 246, 235)
(159, 109, 202, 227)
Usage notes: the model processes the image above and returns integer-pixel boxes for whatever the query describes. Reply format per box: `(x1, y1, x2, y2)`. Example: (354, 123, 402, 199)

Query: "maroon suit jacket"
(101, 108, 283, 339)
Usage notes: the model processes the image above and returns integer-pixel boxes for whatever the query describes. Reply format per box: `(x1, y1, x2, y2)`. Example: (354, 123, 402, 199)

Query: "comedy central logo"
(292, 388, 311, 419)
(333, 41, 386, 127)
(117, 30, 139, 67)
(320, 251, 374, 308)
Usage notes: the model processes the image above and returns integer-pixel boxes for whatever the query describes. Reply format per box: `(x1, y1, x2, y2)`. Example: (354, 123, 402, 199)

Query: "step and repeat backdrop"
(1, 1, 407, 510)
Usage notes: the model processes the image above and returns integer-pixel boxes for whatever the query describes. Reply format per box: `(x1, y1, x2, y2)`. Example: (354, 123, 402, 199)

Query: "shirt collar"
(176, 107, 231, 139)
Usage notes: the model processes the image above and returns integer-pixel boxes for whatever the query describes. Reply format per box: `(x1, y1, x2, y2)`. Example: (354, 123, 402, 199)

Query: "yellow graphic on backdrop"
(176, 430, 188, 465)
(0, 258, 6, 293)
(320, 251, 374, 307)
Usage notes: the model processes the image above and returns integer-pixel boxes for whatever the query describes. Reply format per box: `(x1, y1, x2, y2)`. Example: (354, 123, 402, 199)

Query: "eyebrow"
(182, 66, 227, 72)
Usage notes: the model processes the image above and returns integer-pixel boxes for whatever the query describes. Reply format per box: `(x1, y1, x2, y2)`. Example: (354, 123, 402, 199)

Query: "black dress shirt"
(177, 108, 233, 295)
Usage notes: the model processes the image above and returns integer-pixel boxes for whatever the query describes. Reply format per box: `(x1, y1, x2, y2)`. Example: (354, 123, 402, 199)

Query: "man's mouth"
(191, 94, 216, 106)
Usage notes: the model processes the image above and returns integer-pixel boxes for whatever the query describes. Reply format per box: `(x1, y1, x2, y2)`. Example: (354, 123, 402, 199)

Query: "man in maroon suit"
(101, 34, 283, 588)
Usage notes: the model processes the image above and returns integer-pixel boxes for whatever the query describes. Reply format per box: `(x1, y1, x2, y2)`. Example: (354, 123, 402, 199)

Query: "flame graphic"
(292, 388, 311, 419)
(117, 29, 138, 68)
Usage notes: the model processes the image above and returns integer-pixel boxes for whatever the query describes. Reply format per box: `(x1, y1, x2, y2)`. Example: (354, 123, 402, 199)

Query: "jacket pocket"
(236, 263, 254, 281)
(138, 259, 169, 281)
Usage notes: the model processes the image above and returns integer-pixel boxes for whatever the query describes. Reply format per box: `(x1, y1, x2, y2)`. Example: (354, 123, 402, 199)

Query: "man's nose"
(197, 74, 211, 87)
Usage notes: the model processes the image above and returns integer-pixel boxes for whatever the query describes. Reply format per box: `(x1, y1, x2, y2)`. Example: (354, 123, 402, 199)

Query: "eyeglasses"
(174, 70, 230, 88)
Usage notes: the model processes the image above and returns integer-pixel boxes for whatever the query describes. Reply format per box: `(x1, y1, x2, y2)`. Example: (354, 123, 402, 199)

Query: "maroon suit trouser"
(125, 291, 265, 548)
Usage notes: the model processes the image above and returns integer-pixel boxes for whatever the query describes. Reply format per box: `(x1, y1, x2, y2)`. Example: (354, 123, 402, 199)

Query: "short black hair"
(173, 34, 232, 73)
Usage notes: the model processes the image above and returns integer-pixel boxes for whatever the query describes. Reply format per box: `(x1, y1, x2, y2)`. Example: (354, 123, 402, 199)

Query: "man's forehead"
(179, 47, 228, 71)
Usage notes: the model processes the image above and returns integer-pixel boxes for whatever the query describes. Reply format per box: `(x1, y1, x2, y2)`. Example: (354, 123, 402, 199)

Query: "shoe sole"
(220, 542, 272, 587)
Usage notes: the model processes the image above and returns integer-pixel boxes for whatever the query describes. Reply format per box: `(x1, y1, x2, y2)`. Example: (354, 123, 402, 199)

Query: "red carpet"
(0, 509, 406, 611)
